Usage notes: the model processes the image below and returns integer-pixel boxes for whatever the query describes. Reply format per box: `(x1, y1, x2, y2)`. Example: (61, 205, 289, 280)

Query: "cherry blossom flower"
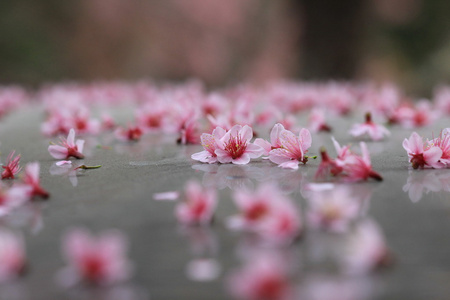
(215, 125, 264, 165)
(254, 123, 285, 156)
(0, 183, 30, 217)
(429, 128, 450, 166)
(0, 230, 26, 282)
(191, 127, 226, 164)
(60, 228, 133, 286)
(177, 118, 200, 145)
(227, 254, 293, 300)
(268, 128, 312, 170)
(306, 185, 361, 233)
(349, 112, 390, 141)
(48, 129, 85, 159)
(228, 184, 282, 231)
(22, 162, 49, 199)
(308, 108, 332, 132)
(337, 142, 383, 182)
(1, 151, 21, 180)
(402, 132, 443, 169)
(314, 147, 343, 181)
(339, 219, 392, 275)
(175, 181, 217, 225)
(115, 125, 143, 142)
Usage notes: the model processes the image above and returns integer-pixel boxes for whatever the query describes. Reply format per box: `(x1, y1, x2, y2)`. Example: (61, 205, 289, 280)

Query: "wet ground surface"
(1, 105, 450, 300)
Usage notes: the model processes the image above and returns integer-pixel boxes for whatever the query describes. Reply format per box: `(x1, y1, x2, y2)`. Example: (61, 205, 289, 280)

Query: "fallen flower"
(1, 151, 21, 180)
(338, 142, 383, 182)
(23, 162, 49, 199)
(60, 228, 133, 286)
(402, 132, 443, 169)
(254, 123, 285, 156)
(349, 112, 390, 141)
(114, 125, 143, 142)
(191, 127, 226, 164)
(176, 181, 217, 225)
(268, 128, 313, 169)
(0, 230, 26, 282)
(48, 128, 85, 159)
(215, 125, 264, 165)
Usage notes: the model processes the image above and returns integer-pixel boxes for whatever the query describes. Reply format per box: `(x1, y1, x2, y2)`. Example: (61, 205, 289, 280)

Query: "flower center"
(225, 135, 247, 159)
(245, 202, 268, 221)
(411, 153, 426, 169)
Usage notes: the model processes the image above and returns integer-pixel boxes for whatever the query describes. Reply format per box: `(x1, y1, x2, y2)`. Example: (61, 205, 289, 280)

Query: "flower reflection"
(2, 202, 45, 235)
(178, 226, 221, 282)
(49, 161, 80, 187)
(403, 169, 450, 202)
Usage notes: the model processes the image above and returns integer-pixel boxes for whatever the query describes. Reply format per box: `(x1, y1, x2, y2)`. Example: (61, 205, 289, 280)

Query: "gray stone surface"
(1, 105, 450, 300)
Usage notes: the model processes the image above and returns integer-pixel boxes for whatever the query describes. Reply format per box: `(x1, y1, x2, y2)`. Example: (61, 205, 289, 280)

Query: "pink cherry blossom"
(349, 112, 390, 141)
(0, 230, 26, 282)
(228, 184, 282, 231)
(215, 125, 264, 165)
(308, 108, 332, 133)
(337, 142, 383, 182)
(306, 185, 361, 233)
(314, 147, 343, 181)
(48, 129, 85, 160)
(191, 127, 226, 164)
(429, 128, 450, 166)
(23, 162, 49, 199)
(175, 181, 217, 225)
(254, 123, 285, 156)
(1, 151, 21, 180)
(402, 132, 443, 169)
(61, 228, 132, 286)
(114, 124, 143, 142)
(177, 118, 200, 145)
(227, 254, 293, 300)
(268, 128, 312, 170)
(339, 219, 392, 275)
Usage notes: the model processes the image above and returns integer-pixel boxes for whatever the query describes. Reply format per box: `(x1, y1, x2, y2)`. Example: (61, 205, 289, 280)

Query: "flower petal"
(48, 145, 69, 159)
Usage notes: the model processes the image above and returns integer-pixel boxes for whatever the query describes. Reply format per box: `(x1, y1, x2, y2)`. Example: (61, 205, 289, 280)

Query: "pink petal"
(56, 160, 72, 166)
(278, 160, 299, 170)
(424, 146, 443, 167)
(269, 148, 292, 165)
(191, 151, 216, 163)
(270, 123, 285, 145)
(48, 145, 69, 159)
(299, 128, 312, 150)
(153, 191, 180, 201)
(239, 125, 253, 142)
(25, 162, 40, 182)
(232, 154, 251, 165)
(254, 138, 271, 156)
(67, 129, 76, 147)
(76, 139, 85, 154)
(245, 143, 264, 159)
(215, 149, 233, 163)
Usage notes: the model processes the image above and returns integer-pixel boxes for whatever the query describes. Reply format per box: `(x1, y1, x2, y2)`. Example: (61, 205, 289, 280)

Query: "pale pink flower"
(61, 228, 132, 286)
(349, 112, 390, 141)
(0, 183, 30, 216)
(215, 125, 264, 165)
(429, 128, 450, 166)
(177, 118, 200, 145)
(227, 254, 293, 300)
(191, 127, 226, 164)
(340, 219, 392, 275)
(337, 142, 383, 182)
(228, 184, 282, 231)
(48, 129, 85, 159)
(268, 128, 312, 170)
(1, 151, 21, 180)
(308, 108, 332, 133)
(23, 162, 49, 199)
(332, 137, 352, 161)
(254, 123, 285, 156)
(101, 113, 116, 130)
(175, 181, 217, 225)
(114, 124, 143, 142)
(402, 132, 443, 169)
(0, 230, 26, 282)
(306, 185, 361, 233)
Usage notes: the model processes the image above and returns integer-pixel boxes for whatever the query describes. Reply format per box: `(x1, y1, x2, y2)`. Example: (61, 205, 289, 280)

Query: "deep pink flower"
(254, 123, 285, 156)
(268, 128, 312, 169)
(48, 129, 85, 159)
(23, 162, 49, 199)
(176, 181, 217, 225)
(337, 142, 383, 182)
(61, 228, 132, 286)
(191, 127, 226, 163)
(349, 112, 390, 141)
(0, 230, 26, 282)
(215, 125, 264, 165)
(1, 151, 21, 180)
(114, 124, 143, 142)
(402, 132, 443, 169)
(314, 147, 343, 181)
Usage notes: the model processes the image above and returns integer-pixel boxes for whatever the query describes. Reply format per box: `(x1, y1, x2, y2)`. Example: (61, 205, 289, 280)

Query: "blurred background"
(1, 0, 450, 95)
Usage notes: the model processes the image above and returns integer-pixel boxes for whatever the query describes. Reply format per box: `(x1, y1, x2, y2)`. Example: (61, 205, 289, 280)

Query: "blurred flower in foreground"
(175, 181, 217, 225)
(0, 183, 30, 217)
(59, 228, 133, 287)
(22, 162, 49, 199)
(1, 151, 21, 180)
(48, 129, 85, 160)
(0, 230, 26, 282)
(227, 253, 294, 300)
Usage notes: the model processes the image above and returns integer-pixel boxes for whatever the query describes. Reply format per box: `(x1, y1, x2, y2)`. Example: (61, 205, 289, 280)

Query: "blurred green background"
(1, 0, 450, 95)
